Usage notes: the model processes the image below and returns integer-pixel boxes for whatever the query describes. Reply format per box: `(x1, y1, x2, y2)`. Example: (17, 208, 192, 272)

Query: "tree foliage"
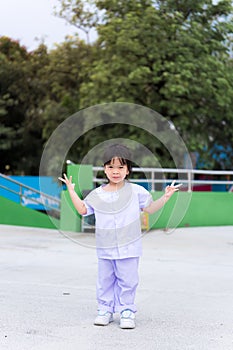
(0, 0, 233, 174)
(78, 0, 233, 167)
(0, 36, 95, 174)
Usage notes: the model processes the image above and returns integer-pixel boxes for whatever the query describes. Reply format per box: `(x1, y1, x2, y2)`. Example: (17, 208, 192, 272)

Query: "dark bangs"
(103, 144, 132, 175)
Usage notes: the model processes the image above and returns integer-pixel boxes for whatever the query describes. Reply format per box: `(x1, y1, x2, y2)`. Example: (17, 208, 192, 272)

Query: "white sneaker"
(120, 309, 136, 329)
(94, 311, 113, 326)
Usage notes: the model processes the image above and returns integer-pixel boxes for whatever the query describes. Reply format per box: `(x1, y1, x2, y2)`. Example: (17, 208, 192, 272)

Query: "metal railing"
(0, 173, 61, 213)
(1, 166, 232, 218)
(92, 167, 233, 192)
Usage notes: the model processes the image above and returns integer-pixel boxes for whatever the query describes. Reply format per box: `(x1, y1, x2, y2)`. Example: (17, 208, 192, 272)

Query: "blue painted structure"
(0, 176, 62, 211)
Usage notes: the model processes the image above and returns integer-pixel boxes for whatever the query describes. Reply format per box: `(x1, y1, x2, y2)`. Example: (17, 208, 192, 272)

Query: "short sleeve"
(83, 191, 95, 216)
(83, 199, 95, 216)
(136, 184, 153, 209)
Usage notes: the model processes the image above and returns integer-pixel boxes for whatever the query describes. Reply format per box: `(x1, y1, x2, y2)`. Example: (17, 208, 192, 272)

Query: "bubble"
(39, 102, 193, 247)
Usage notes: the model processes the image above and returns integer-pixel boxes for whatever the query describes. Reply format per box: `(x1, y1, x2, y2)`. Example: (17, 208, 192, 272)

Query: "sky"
(0, 0, 85, 51)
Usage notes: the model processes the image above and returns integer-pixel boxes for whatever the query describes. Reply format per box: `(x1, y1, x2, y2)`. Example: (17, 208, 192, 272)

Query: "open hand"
(58, 173, 75, 191)
(165, 180, 182, 198)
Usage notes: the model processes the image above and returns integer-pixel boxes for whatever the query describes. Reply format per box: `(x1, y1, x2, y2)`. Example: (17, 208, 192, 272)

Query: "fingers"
(58, 177, 65, 183)
(171, 180, 182, 188)
(166, 181, 182, 194)
(58, 173, 72, 184)
(174, 183, 182, 188)
(171, 180, 176, 186)
(168, 186, 179, 192)
(65, 174, 73, 182)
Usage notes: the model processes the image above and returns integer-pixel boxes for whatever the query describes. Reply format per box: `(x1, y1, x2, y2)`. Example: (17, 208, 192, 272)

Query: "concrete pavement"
(0, 224, 233, 350)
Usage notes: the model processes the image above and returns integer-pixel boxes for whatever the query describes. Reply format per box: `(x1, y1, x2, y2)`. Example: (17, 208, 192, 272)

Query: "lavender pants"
(96, 257, 139, 314)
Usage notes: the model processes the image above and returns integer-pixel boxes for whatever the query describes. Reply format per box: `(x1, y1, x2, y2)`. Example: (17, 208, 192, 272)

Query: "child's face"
(104, 157, 129, 184)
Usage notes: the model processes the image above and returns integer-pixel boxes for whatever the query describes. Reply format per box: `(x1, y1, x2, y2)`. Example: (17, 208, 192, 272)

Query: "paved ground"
(0, 224, 233, 350)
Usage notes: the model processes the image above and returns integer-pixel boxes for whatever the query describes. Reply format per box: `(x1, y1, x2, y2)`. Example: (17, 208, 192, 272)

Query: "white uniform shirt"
(84, 182, 152, 259)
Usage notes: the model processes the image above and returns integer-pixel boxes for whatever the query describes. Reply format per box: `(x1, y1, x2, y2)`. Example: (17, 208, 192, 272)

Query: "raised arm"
(143, 181, 182, 214)
(58, 173, 87, 215)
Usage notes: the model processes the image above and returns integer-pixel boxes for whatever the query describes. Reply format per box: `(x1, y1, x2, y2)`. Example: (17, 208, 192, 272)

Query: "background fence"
(92, 167, 233, 192)
(1, 165, 232, 230)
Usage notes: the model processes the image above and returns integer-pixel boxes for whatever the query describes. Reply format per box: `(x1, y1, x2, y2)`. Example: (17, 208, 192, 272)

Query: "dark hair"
(103, 144, 132, 176)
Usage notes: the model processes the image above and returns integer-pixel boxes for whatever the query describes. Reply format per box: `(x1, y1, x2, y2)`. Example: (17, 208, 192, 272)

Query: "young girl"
(59, 144, 180, 329)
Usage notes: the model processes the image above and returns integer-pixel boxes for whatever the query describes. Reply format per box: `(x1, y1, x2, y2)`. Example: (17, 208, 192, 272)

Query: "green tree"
(0, 37, 32, 174)
(58, 0, 233, 169)
(41, 37, 97, 138)
(0, 38, 56, 174)
(55, 0, 99, 44)
(0, 36, 96, 174)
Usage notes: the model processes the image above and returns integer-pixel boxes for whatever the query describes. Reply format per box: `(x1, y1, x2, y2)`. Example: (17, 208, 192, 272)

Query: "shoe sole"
(120, 321, 135, 329)
(94, 318, 113, 326)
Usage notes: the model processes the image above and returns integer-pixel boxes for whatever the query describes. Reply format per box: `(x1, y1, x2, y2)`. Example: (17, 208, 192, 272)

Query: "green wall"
(0, 195, 59, 229)
(60, 164, 93, 232)
(149, 191, 233, 229)
(60, 186, 233, 232)
(3, 158, 231, 231)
